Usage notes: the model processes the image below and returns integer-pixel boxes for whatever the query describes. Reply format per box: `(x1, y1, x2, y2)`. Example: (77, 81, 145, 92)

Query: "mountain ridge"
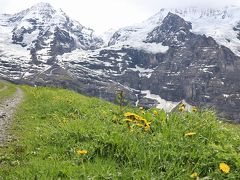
(108, 6, 240, 56)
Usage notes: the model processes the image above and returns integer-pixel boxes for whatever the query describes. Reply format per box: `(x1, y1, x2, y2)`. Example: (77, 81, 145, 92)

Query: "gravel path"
(0, 87, 24, 145)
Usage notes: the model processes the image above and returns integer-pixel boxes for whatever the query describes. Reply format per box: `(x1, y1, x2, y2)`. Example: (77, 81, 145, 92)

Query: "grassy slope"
(0, 81, 16, 101)
(0, 85, 239, 179)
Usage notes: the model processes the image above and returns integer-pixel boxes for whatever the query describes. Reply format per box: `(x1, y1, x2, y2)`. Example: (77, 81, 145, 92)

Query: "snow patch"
(131, 42, 169, 54)
(223, 94, 230, 98)
(128, 65, 154, 78)
(141, 90, 179, 112)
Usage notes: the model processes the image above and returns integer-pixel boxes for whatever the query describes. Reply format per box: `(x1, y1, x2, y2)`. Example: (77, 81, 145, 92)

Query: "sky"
(0, 0, 240, 34)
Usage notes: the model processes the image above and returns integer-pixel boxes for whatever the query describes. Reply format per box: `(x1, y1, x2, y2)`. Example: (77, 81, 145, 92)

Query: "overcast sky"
(0, 0, 240, 34)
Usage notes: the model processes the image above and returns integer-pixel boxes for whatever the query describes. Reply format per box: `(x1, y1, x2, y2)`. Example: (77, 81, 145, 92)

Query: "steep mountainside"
(109, 6, 240, 56)
(1, 4, 240, 122)
(0, 2, 102, 78)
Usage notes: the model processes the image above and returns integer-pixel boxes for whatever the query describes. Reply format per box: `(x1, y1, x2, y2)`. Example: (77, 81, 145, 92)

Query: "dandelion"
(185, 132, 196, 137)
(153, 110, 158, 115)
(136, 123, 144, 127)
(179, 102, 186, 108)
(141, 118, 148, 124)
(144, 122, 151, 132)
(124, 112, 147, 122)
(124, 119, 133, 123)
(219, 162, 230, 174)
(124, 112, 135, 117)
(192, 106, 197, 112)
(179, 106, 185, 112)
(124, 112, 140, 120)
(190, 172, 198, 178)
(124, 112, 152, 131)
(145, 122, 151, 126)
(76, 150, 88, 155)
(144, 125, 151, 132)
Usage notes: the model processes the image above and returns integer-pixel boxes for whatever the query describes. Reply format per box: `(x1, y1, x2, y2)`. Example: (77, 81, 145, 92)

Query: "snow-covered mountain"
(108, 6, 240, 56)
(1, 3, 240, 122)
(0, 2, 103, 79)
(1, 2, 102, 64)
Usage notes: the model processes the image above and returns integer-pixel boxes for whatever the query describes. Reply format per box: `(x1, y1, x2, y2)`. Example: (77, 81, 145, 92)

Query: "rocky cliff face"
(145, 13, 240, 121)
(1, 4, 240, 122)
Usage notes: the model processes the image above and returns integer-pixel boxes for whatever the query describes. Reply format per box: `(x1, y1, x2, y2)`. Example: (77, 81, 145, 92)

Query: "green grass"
(0, 85, 240, 179)
(0, 81, 16, 101)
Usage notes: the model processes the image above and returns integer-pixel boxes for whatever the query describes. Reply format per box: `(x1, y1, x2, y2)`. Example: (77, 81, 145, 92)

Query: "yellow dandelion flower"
(144, 122, 151, 132)
(138, 117, 146, 122)
(124, 112, 145, 122)
(124, 119, 133, 123)
(153, 110, 158, 115)
(190, 172, 198, 178)
(192, 106, 197, 112)
(136, 123, 144, 127)
(219, 162, 230, 174)
(179, 102, 186, 108)
(184, 132, 196, 137)
(145, 122, 151, 126)
(76, 150, 88, 155)
(179, 106, 185, 112)
(140, 119, 148, 125)
(144, 125, 150, 132)
(124, 112, 135, 117)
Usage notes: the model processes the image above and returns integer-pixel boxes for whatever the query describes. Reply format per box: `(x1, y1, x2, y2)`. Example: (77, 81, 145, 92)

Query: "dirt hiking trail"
(0, 82, 24, 146)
